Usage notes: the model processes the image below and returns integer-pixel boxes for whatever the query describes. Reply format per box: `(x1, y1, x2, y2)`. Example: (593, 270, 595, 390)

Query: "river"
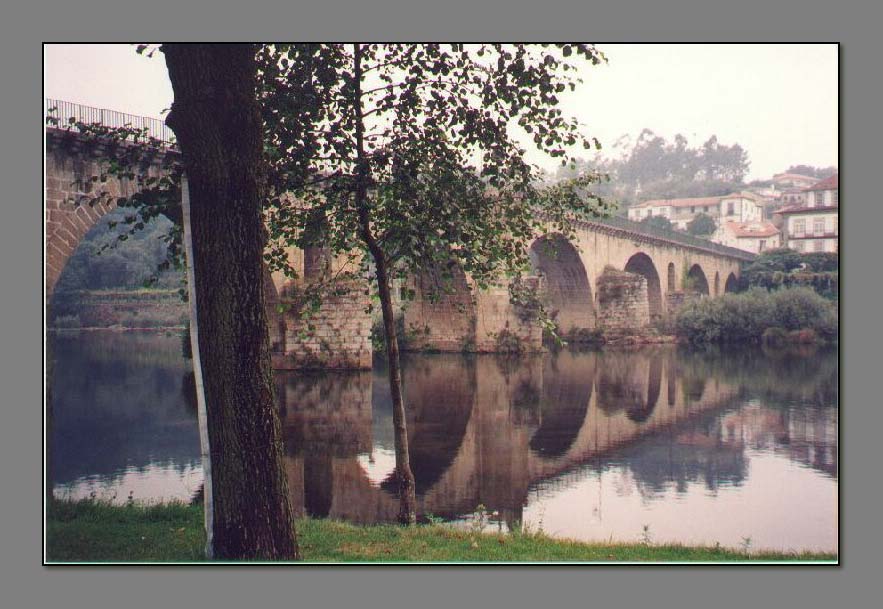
(48, 331, 838, 553)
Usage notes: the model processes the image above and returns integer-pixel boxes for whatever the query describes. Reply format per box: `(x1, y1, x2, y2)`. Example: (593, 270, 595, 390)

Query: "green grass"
(46, 500, 837, 563)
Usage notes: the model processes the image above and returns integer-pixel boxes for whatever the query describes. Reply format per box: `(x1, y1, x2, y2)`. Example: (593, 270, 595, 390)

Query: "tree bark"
(373, 255, 418, 524)
(163, 44, 299, 560)
(352, 44, 416, 524)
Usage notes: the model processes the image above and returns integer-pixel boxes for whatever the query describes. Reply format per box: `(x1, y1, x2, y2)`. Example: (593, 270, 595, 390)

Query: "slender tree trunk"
(352, 43, 417, 524)
(374, 256, 417, 524)
(163, 44, 299, 560)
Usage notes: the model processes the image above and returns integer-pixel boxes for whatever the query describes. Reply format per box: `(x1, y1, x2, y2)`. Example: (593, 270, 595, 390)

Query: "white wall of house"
(719, 196, 763, 223)
(712, 225, 781, 254)
(806, 189, 838, 208)
(785, 210, 838, 253)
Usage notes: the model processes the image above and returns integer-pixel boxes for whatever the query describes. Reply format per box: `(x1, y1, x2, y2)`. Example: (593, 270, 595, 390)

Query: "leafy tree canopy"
(555, 129, 750, 207)
(687, 212, 717, 236)
(784, 164, 838, 180)
(258, 44, 614, 304)
(639, 215, 674, 232)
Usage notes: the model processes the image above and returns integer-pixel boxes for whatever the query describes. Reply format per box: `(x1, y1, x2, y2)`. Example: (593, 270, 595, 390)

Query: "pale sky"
(44, 43, 838, 181)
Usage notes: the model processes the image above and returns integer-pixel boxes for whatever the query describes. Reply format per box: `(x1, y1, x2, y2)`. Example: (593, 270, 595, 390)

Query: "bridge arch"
(624, 252, 663, 318)
(686, 264, 710, 296)
(724, 272, 739, 293)
(528, 234, 594, 333)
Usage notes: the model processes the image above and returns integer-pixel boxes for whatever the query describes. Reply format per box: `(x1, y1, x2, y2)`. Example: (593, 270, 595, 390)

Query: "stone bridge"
(45, 103, 754, 369)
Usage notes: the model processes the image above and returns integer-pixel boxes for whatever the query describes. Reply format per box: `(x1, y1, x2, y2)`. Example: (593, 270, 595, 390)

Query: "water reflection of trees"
(53, 332, 838, 524)
(49, 332, 200, 486)
(615, 424, 748, 499)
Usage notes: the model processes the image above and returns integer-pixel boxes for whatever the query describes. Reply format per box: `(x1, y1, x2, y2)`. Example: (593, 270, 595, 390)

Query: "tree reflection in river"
(49, 332, 837, 551)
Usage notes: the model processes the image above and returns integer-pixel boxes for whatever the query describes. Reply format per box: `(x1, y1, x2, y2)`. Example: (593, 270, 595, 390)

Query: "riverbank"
(46, 500, 836, 563)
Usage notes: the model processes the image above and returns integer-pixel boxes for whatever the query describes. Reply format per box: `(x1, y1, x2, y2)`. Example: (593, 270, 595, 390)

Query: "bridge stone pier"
(45, 104, 753, 370)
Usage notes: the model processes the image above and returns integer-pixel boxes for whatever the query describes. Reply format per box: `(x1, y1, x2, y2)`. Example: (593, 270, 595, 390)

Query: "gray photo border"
(3, 1, 881, 608)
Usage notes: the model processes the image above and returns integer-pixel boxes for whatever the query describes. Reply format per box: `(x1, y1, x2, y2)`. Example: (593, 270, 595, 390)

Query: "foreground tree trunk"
(352, 44, 417, 524)
(163, 44, 299, 560)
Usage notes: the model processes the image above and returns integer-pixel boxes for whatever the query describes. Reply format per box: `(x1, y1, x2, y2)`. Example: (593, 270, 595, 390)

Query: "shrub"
(761, 327, 788, 346)
(687, 213, 717, 236)
(674, 287, 836, 344)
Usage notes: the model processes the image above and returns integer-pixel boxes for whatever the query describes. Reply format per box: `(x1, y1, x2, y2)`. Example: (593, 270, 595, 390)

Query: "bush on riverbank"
(674, 287, 838, 344)
(741, 249, 839, 300)
(46, 499, 835, 563)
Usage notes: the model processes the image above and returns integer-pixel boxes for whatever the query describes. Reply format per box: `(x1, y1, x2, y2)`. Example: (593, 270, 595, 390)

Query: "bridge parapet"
(581, 215, 756, 263)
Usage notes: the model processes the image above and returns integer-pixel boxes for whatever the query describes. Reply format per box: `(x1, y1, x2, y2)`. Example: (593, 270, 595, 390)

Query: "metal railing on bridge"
(45, 98, 176, 144)
(584, 214, 757, 261)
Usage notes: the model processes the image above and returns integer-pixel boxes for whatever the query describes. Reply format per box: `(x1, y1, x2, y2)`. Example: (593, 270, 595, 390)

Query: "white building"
(627, 192, 764, 231)
(775, 174, 839, 253)
(712, 220, 781, 254)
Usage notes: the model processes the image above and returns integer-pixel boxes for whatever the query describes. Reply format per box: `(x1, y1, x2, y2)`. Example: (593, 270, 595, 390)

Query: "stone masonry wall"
(664, 290, 701, 316)
(401, 268, 476, 352)
(271, 282, 373, 370)
(45, 134, 158, 296)
(474, 278, 544, 353)
(596, 268, 650, 330)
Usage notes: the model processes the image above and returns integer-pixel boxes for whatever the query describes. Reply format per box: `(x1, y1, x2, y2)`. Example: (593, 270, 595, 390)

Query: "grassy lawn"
(46, 500, 837, 563)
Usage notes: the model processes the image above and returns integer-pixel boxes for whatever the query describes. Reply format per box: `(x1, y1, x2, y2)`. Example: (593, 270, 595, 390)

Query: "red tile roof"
(632, 195, 721, 209)
(802, 173, 838, 192)
(775, 204, 839, 215)
(724, 221, 780, 238)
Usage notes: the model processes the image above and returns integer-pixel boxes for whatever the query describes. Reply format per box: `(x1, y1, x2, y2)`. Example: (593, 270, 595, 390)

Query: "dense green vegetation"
(555, 130, 750, 206)
(674, 287, 838, 344)
(686, 212, 717, 236)
(741, 248, 838, 300)
(638, 215, 674, 231)
(55, 208, 184, 292)
(46, 500, 835, 563)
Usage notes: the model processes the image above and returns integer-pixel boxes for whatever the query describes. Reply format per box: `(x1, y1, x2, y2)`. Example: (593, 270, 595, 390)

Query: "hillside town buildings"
(774, 174, 839, 253)
(626, 171, 838, 255)
(627, 192, 764, 231)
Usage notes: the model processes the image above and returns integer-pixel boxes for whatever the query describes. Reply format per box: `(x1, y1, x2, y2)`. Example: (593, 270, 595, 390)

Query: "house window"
(727, 202, 735, 215)
(691, 206, 696, 213)
(758, 239, 766, 252)
(793, 240, 805, 252)
(832, 190, 839, 206)
(814, 218, 825, 235)
(813, 240, 825, 252)
(792, 219, 806, 236)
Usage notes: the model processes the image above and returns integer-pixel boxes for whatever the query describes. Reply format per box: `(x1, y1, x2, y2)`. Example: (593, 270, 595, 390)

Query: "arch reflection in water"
(49, 332, 837, 551)
(528, 351, 593, 457)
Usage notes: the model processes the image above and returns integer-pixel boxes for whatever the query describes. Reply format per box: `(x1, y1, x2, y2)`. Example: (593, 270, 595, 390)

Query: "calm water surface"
(49, 331, 838, 552)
